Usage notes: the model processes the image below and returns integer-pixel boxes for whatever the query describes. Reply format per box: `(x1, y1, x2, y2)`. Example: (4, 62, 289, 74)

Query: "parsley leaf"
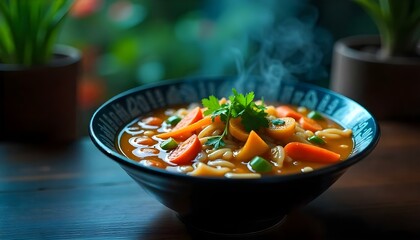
(201, 88, 269, 149)
(205, 137, 226, 150)
(202, 95, 220, 116)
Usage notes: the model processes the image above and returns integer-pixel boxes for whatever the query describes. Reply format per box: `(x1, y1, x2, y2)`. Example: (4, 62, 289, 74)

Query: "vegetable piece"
(201, 89, 269, 149)
(275, 106, 303, 120)
(236, 131, 270, 162)
(167, 134, 202, 165)
(142, 117, 163, 126)
(166, 115, 182, 125)
(299, 117, 323, 132)
(266, 117, 296, 141)
(229, 117, 249, 141)
(160, 138, 178, 150)
(307, 135, 326, 145)
(249, 156, 273, 173)
(172, 107, 203, 131)
(307, 111, 324, 120)
(284, 142, 341, 163)
(155, 116, 213, 139)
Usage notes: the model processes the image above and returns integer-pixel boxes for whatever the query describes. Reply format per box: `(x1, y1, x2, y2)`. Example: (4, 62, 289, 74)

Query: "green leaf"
(0, 0, 74, 65)
(205, 137, 226, 150)
(354, 0, 420, 57)
(212, 106, 229, 122)
(202, 95, 220, 116)
(201, 88, 269, 149)
(240, 107, 269, 132)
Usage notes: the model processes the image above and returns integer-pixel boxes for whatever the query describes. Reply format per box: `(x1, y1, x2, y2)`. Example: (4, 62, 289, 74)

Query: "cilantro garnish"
(201, 89, 269, 149)
(204, 136, 226, 150)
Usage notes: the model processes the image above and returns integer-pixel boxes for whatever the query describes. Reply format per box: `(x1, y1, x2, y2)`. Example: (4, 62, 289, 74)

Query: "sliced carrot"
(284, 142, 341, 163)
(155, 116, 213, 139)
(167, 134, 202, 165)
(229, 117, 249, 141)
(142, 117, 163, 126)
(299, 117, 322, 132)
(172, 107, 203, 131)
(236, 131, 270, 162)
(266, 117, 296, 141)
(276, 106, 303, 120)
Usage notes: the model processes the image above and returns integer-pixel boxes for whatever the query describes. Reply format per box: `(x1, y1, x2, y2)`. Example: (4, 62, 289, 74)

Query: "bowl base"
(178, 214, 287, 239)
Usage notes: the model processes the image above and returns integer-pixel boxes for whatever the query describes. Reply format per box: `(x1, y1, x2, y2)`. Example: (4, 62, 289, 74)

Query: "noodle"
(195, 151, 208, 162)
(225, 173, 261, 179)
(222, 150, 233, 160)
(207, 148, 232, 160)
(316, 128, 352, 140)
(301, 166, 313, 173)
(198, 124, 219, 138)
(207, 159, 235, 168)
(188, 162, 230, 176)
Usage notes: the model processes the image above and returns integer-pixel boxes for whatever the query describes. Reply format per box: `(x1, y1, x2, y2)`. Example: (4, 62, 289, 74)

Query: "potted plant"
(0, 0, 81, 142)
(330, 0, 420, 119)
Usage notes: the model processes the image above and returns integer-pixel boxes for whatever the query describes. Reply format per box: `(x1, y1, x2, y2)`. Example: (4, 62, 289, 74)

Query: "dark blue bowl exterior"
(89, 76, 380, 233)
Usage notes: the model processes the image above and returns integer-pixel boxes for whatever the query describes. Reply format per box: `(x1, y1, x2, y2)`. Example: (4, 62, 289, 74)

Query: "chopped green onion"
(166, 116, 181, 125)
(307, 111, 324, 120)
(271, 119, 285, 125)
(307, 135, 326, 145)
(160, 138, 178, 150)
(249, 156, 272, 173)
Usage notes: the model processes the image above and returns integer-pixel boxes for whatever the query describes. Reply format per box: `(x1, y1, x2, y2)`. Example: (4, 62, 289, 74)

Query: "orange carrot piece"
(229, 117, 249, 141)
(276, 106, 303, 120)
(284, 142, 341, 163)
(172, 107, 203, 131)
(155, 116, 212, 139)
(167, 134, 202, 165)
(299, 117, 322, 132)
(236, 131, 270, 162)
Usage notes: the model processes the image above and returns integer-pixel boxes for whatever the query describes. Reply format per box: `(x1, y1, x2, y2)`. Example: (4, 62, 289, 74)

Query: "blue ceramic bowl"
(89, 76, 380, 235)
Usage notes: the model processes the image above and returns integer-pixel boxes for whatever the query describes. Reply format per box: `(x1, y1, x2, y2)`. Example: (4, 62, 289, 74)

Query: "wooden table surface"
(1, 121, 420, 240)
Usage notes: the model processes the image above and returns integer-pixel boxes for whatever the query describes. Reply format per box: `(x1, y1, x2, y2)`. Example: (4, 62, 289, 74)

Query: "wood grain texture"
(1, 121, 420, 239)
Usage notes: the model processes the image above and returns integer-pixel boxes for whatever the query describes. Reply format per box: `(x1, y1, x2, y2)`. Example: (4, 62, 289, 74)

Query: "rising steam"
(204, 0, 333, 95)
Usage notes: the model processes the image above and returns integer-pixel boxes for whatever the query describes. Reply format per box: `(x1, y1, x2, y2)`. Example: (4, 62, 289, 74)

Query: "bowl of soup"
(89, 76, 380, 235)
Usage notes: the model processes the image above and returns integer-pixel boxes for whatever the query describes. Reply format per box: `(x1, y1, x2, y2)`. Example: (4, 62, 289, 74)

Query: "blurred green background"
(59, 0, 376, 135)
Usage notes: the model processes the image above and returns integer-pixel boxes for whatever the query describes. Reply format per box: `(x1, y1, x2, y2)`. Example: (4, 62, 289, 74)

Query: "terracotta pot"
(330, 35, 420, 120)
(0, 45, 81, 142)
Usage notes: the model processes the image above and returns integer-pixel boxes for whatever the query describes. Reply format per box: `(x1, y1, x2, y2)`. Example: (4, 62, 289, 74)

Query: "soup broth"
(118, 100, 353, 178)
